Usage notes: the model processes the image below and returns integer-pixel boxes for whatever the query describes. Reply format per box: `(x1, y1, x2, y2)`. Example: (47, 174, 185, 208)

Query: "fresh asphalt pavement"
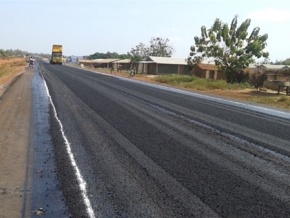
(36, 61, 290, 217)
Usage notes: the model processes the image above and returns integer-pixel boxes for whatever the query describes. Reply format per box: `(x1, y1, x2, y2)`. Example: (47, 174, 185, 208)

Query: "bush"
(249, 72, 268, 87)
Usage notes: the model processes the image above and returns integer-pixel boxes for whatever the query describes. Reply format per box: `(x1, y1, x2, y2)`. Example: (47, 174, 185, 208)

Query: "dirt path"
(0, 68, 34, 218)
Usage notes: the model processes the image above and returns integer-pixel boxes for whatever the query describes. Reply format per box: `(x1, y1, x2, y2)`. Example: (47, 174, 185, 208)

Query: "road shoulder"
(0, 68, 34, 218)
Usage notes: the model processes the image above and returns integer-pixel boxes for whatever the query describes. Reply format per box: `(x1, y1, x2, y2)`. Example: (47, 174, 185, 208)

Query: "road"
(39, 62, 290, 217)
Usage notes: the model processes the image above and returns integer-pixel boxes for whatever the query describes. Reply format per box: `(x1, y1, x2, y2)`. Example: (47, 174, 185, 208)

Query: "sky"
(1, 0, 290, 62)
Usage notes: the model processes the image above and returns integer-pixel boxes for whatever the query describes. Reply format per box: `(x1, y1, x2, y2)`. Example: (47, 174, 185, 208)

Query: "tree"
(129, 37, 174, 63)
(148, 37, 174, 57)
(0, 49, 6, 57)
(129, 42, 150, 62)
(0, 49, 37, 57)
(188, 15, 269, 83)
(282, 58, 290, 65)
(89, 52, 130, 60)
(274, 58, 290, 65)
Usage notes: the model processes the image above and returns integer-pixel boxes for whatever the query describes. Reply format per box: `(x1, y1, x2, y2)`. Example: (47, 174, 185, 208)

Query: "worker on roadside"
(130, 67, 136, 77)
(29, 57, 34, 69)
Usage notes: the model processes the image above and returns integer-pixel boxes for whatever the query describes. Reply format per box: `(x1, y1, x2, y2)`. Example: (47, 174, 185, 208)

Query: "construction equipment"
(50, 44, 63, 64)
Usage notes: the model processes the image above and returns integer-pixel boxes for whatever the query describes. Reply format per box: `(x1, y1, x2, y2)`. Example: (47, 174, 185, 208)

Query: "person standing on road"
(29, 57, 34, 69)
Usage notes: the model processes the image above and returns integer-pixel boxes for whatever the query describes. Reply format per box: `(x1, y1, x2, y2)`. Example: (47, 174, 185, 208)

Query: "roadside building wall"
(192, 64, 225, 80)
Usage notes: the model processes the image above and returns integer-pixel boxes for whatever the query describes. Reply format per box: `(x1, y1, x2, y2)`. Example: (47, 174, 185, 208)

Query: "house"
(113, 59, 132, 71)
(78, 59, 98, 67)
(192, 63, 290, 81)
(93, 58, 120, 68)
(259, 64, 290, 81)
(137, 56, 190, 75)
(191, 63, 225, 80)
(244, 64, 261, 74)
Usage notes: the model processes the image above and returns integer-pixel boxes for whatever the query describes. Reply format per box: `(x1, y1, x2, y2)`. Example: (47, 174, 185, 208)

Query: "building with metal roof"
(113, 59, 132, 71)
(191, 63, 225, 80)
(148, 56, 188, 65)
(138, 56, 190, 75)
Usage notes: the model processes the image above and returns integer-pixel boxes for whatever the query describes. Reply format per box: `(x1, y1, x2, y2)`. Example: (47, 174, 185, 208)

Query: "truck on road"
(50, 44, 63, 64)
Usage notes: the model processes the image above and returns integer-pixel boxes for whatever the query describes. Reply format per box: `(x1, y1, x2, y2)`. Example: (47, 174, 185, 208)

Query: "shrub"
(249, 72, 268, 87)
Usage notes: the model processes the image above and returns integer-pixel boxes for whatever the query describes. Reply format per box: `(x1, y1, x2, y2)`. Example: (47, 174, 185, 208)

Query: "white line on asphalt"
(43, 79, 95, 218)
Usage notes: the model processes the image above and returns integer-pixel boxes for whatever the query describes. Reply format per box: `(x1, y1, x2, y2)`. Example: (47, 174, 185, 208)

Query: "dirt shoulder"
(0, 58, 33, 218)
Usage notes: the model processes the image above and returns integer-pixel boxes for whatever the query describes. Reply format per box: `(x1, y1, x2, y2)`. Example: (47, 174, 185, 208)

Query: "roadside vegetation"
(154, 74, 290, 110)
(249, 95, 290, 110)
(0, 58, 27, 86)
(154, 74, 251, 91)
(188, 15, 269, 83)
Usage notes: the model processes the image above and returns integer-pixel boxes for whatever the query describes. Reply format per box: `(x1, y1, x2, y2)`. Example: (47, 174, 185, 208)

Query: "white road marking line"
(43, 79, 95, 218)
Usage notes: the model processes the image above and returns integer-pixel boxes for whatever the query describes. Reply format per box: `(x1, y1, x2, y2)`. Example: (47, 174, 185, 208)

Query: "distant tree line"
(88, 51, 130, 60)
(0, 49, 29, 57)
(88, 37, 175, 63)
(273, 58, 290, 65)
(0, 48, 51, 59)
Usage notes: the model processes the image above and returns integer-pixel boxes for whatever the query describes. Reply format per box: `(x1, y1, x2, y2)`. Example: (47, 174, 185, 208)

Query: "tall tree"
(188, 15, 269, 83)
(148, 37, 174, 57)
(129, 37, 174, 63)
(129, 42, 150, 62)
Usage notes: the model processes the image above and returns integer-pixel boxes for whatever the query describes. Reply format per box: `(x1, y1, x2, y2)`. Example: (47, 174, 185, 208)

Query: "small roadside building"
(259, 64, 290, 81)
(191, 63, 225, 80)
(78, 59, 98, 67)
(113, 59, 132, 71)
(244, 64, 261, 75)
(138, 56, 190, 75)
(93, 58, 119, 68)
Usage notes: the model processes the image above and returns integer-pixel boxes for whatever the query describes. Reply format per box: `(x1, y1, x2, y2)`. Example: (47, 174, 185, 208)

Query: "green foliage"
(89, 52, 130, 60)
(248, 72, 268, 87)
(154, 74, 251, 91)
(188, 15, 269, 83)
(129, 42, 150, 62)
(129, 37, 174, 62)
(0, 49, 30, 57)
(274, 57, 290, 65)
(149, 37, 174, 57)
(155, 74, 194, 84)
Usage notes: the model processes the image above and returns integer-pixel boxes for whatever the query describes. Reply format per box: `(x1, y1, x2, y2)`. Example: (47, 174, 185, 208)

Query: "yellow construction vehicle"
(50, 44, 63, 64)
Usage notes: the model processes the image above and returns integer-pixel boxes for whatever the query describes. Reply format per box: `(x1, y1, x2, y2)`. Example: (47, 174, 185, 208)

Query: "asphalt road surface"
(38, 62, 290, 218)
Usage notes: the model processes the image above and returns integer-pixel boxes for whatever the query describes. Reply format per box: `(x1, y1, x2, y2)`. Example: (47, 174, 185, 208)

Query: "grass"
(154, 74, 251, 91)
(153, 74, 290, 110)
(0, 58, 27, 85)
(249, 95, 290, 109)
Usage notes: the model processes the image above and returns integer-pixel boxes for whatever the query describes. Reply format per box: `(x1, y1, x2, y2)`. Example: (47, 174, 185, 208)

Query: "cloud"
(248, 8, 290, 22)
